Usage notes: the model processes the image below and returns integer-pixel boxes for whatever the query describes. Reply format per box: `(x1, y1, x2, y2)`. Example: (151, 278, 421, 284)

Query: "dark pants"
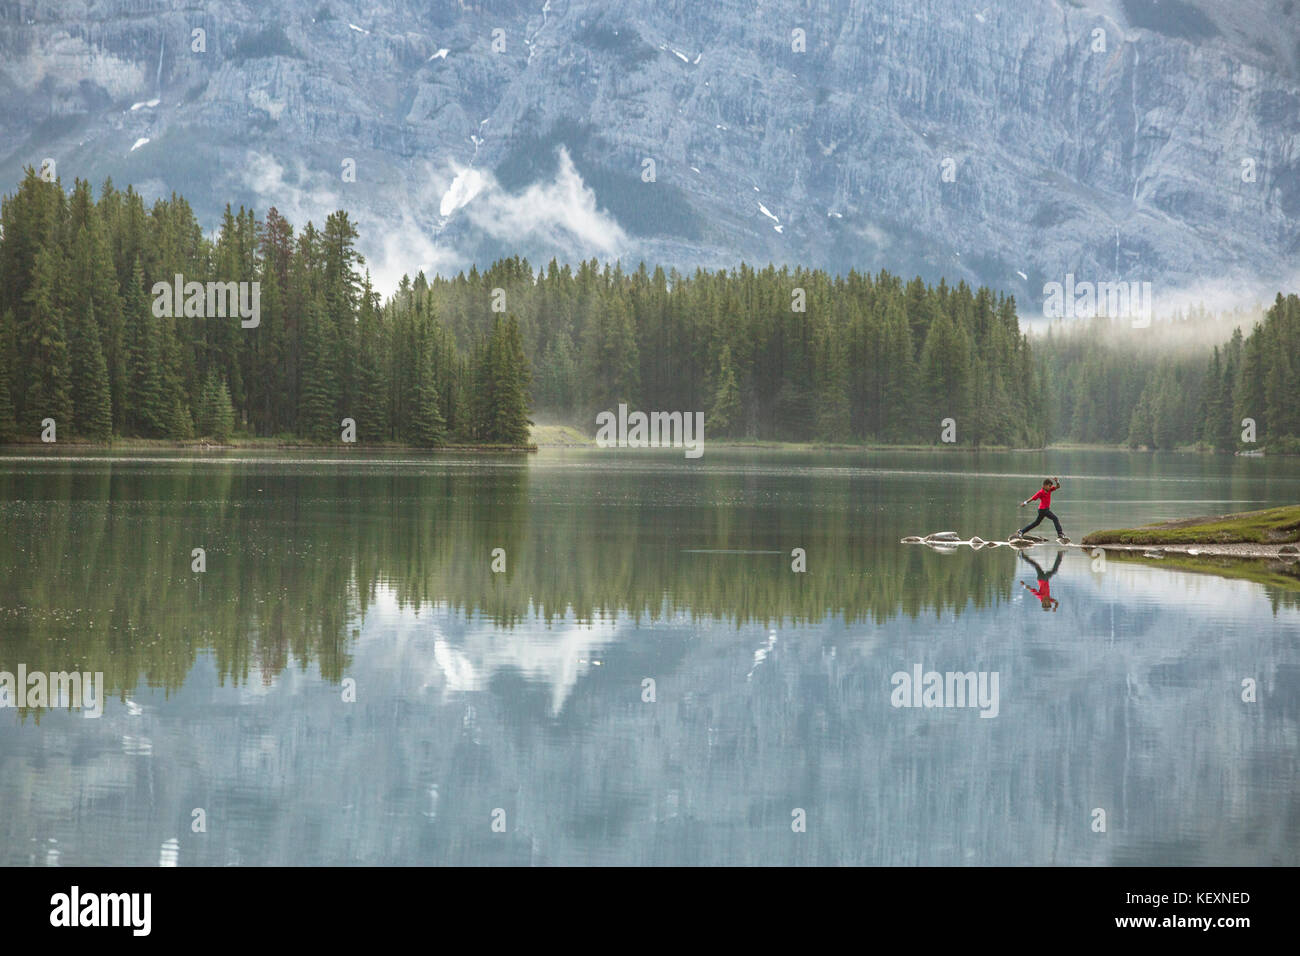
(1020, 508, 1063, 536)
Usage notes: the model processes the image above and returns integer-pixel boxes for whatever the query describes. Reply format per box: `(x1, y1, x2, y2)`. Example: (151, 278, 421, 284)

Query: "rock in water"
(924, 531, 961, 542)
(900, 536, 924, 544)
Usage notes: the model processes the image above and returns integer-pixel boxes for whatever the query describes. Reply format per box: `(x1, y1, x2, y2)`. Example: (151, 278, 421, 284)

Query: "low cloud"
(445, 146, 628, 257)
(240, 146, 627, 299)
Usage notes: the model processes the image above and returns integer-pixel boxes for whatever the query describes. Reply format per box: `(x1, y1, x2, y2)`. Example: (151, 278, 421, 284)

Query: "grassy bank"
(1082, 506, 1300, 547)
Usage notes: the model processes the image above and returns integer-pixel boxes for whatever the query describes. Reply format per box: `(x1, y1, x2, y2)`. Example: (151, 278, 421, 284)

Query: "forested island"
(1, 170, 1297, 452)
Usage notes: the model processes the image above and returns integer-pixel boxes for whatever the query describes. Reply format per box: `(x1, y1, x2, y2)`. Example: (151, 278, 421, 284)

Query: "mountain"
(3, 0, 1298, 305)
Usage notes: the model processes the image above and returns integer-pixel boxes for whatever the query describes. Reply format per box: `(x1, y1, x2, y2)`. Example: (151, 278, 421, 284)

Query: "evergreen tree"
(582, 291, 639, 418)
(537, 329, 577, 416)
(297, 293, 336, 441)
(354, 273, 389, 442)
(493, 313, 533, 445)
(197, 372, 235, 442)
(323, 210, 362, 422)
(122, 257, 167, 436)
(68, 298, 113, 440)
(17, 243, 72, 434)
(408, 324, 446, 447)
(918, 306, 969, 443)
(0, 309, 17, 442)
(10, 176, 1295, 455)
(709, 343, 743, 437)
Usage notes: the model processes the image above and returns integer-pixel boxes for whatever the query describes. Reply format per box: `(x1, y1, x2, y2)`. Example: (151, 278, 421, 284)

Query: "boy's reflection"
(1019, 550, 1062, 611)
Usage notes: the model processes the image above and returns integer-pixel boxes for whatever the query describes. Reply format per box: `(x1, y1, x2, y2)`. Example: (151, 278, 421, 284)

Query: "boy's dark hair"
(1042, 479, 1053, 487)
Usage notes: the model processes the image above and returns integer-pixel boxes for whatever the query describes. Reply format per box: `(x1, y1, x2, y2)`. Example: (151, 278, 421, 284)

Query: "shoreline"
(1069, 541, 1299, 560)
(1, 438, 1295, 459)
(0, 439, 537, 453)
(1, 430, 1294, 456)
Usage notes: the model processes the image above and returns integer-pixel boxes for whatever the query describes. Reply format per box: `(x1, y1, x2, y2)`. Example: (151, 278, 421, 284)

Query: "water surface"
(1, 448, 1296, 865)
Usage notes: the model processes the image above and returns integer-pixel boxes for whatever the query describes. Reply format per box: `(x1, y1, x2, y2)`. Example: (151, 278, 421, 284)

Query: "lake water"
(1, 448, 1297, 866)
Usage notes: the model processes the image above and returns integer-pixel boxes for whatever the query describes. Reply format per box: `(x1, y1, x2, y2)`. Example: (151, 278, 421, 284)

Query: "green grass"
(1082, 506, 1300, 546)
(530, 424, 593, 446)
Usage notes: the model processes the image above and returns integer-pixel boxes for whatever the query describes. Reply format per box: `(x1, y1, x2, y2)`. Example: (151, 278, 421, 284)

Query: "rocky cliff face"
(2, 0, 1297, 306)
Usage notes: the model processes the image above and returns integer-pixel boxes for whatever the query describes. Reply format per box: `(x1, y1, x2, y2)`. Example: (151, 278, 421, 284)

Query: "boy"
(1015, 476, 1067, 543)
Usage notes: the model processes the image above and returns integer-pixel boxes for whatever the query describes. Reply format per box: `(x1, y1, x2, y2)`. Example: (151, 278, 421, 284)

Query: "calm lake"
(1, 448, 1297, 866)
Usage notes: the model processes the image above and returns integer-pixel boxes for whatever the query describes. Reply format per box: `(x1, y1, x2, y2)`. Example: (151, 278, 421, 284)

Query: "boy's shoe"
(1057, 535, 1071, 544)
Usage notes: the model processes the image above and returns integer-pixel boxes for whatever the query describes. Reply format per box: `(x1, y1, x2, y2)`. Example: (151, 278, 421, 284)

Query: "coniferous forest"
(1040, 299, 1300, 454)
(0, 171, 530, 447)
(1, 169, 1297, 451)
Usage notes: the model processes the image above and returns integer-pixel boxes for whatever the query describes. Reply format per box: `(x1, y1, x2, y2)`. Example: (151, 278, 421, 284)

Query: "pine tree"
(879, 299, 916, 441)
(1203, 346, 1237, 452)
(1234, 325, 1267, 449)
(122, 257, 167, 436)
(197, 372, 235, 442)
(0, 309, 17, 442)
(354, 274, 389, 442)
(493, 313, 532, 445)
(408, 325, 446, 447)
(709, 343, 743, 437)
(537, 329, 577, 416)
(67, 223, 115, 440)
(323, 210, 362, 423)
(18, 243, 73, 434)
(89, 218, 127, 434)
(918, 306, 970, 443)
(68, 298, 113, 440)
(297, 293, 337, 441)
(1126, 392, 1153, 449)
(582, 291, 639, 418)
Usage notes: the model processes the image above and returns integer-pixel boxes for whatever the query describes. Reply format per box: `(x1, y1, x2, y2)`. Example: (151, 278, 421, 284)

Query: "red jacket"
(1029, 487, 1054, 510)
